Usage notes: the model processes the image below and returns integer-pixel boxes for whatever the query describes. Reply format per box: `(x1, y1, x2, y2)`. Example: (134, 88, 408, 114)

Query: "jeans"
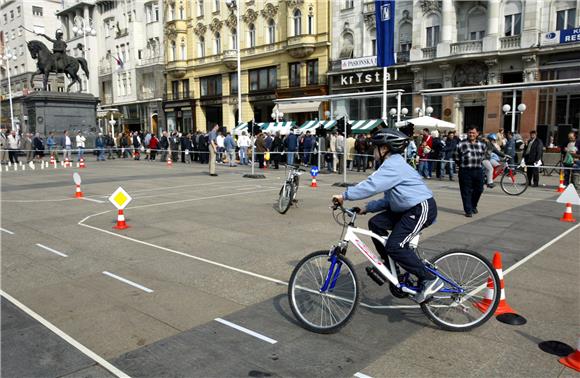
(439, 159, 455, 179)
(227, 149, 236, 166)
(356, 154, 367, 172)
(97, 147, 105, 161)
(77, 147, 85, 161)
(286, 151, 295, 166)
(64, 146, 72, 160)
(418, 160, 430, 178)
(239, 147, 248, 165)
(49, 146, 60, 162)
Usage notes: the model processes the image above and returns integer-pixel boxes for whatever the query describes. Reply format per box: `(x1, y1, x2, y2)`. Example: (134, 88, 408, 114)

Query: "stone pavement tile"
(58, 364, 115, 378)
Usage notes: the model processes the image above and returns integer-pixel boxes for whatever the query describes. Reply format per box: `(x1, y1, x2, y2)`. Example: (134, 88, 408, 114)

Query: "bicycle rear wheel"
(500, 169, 528, 195)
(288, 251, 359, 334)
(421, 249, 500, 332)
(277, 182, 293, 214)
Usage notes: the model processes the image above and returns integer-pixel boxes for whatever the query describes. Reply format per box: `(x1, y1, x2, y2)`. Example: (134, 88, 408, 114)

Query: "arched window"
(399, 22, 412, 52)
(198, 36, 205, 57)
(268, 19, 276, 44)
(425, 13, 440, 47)
(504, 1, 522, 36)
(231, 29, 237, 49)
(179, 6, 184, 19)
(467, 7, 486, 40)
(248, 23, 255, 47)
(171, 41, 176, 60)
(339, 32, 354, 58)
(307, 14, 314, 34)
(180, 39, 186, 60)
(293, 9, 302, 36)
(215, 32, 221, 54)
(369, 28, 376, 55)
(168, 5, 174, 21)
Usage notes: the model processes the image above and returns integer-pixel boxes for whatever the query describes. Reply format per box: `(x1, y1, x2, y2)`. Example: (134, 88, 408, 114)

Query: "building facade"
(0, 0, 65, 132)
(163, 0, 330, 133)
(96, 0, 165, 134)
(329, 0, 580, 140)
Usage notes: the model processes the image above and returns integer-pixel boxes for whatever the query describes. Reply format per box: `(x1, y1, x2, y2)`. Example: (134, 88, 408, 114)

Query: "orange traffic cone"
(79, 157, 86, 169)
(167, 156, 173, 167)
(310, 176, 318, 188)
(556, 170, 565, 193)
(474, 252, 517, 315)
(74, 184, 84, 198)
(113, 209, 129, 229)
(560, 203, 576, 223)
(560, 338, 580, 372)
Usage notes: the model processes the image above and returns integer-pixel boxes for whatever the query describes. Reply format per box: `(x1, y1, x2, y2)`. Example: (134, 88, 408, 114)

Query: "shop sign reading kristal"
(339, 70, 391, 86)
(341, 56, 377, 70)
(541, 27, 580, 45)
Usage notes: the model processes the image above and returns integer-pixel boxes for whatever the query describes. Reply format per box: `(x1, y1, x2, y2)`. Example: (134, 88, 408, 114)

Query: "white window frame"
(556, 8, 576, 31)
(198, 36, 205, 57)
(248, 24, 256, 47)
(215, 32, 221, 54)
(307, 14, 314, 34)
(180, 40, 186, 60)
(293, 9, 302, 36)
(198, 0, 204, 17)
(268, 19, 275, 44)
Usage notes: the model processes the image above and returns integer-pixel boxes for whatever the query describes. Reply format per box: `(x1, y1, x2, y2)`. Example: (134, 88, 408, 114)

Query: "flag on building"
(113, 55, 124, 69)
(375, 0, 396, 67)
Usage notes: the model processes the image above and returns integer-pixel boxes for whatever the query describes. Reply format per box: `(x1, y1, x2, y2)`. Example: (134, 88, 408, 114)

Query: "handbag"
(564, 152, 574, 165)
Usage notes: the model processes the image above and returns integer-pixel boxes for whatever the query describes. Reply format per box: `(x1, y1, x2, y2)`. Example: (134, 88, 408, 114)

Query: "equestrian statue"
(26, 28, 89, 93)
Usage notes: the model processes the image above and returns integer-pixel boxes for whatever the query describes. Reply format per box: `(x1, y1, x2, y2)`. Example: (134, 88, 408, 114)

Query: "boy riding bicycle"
(332, 129, 443, 303)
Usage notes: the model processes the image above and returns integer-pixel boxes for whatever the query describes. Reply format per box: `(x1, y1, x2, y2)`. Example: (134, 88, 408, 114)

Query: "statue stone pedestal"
(23, 91, 99, 135)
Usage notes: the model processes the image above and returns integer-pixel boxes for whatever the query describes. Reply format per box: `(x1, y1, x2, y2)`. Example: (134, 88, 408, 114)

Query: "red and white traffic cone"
(74, 183, 84, 198)
(474, 252, 517, 315)
(167, 156, 173, 167)
(65, 158, 70, 168)
(560, 203, 576, 223)
(557, 170, 566, 193)
(310, 176, 318, 188)
(113, 209, 129, 229)
(50, 155, 55, 167)
(560, 337, 580, 372)
(79, 157, 86, 169)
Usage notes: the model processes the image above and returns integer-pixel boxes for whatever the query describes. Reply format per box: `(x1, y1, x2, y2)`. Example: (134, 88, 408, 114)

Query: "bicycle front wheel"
(421, 249, 500, 332)
(288, 251, 359, 334)
(277, 182, 293, 214)
(500, 169, 528, 195)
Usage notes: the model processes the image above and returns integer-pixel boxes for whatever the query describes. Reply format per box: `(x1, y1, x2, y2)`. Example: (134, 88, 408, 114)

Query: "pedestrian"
(62, 131, 72, 161)
(522, 130, 544, 187)
(149, 133, 159, 161)
(46, 131, 60, 162)
(431, 130, 443, 179)
(208, 124, 219, 176)
(454, 126, 486, 217)
(32, 132, 44, 163)
(106, 133, 116, 159)
(7, 129, 20, 164)
(270, 131, 283, 169)
(482, 133, 506, 188)
(284, 129, 299, 165)
(440, 131, 457, 180)
(0, 127, 8, 164)
(224, 131, 237, 167)
(336, 132, 345, 174)
(237, 131, 250, 165)
(76, 131, 86, 161)
(22, 133, 33, 163)
(562, 132, 578, 186)
(346, 134, 356, 170)
(355, 134, 368, 172)
(180, 132, 189, 163)
(365, 134, 374, 170)
(95, 132, 106, 161)
(255, 131, 267, 169)
(159, 131, 169, 162)
(417, 141, 430, 178)
(170, 132, 179, 162)
(503, 131, 516, 163)
(143, 132, 152, 160)
(132, 131, 142, 160)
(199, 132, 209, 164)
(216, 130, 225, 164)
(302, 131, 314, 166)
(329, 131, 338, 172)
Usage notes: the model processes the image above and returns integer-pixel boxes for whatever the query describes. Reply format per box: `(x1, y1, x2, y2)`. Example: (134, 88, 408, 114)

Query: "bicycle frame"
(321, 225, 464, 296)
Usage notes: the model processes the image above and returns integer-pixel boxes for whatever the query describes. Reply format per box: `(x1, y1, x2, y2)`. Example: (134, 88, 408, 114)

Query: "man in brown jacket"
(255, 131, 267, 169)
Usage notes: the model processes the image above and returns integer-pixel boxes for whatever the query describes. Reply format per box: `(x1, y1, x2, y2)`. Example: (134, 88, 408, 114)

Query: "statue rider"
(36, 29, 67, 72)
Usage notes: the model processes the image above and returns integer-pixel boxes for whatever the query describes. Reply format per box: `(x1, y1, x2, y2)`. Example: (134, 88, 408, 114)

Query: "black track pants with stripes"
(368, 198, 437, 281)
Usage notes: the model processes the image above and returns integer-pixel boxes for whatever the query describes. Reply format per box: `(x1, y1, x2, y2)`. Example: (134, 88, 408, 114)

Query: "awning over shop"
(350, 119, 385, 134)
(298, 120, 337, 133)
(395, 116, 456, 131)
(277, 101, 321, 114)
(232, 122, 248, 135)
(260, 121, 296, 135)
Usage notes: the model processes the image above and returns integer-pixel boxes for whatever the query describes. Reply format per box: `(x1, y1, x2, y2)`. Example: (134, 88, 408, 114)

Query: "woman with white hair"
(237, 131, 250, 165)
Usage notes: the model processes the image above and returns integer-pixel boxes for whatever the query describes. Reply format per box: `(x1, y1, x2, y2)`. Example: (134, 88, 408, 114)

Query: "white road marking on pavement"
(354, 372, 373, 378)
(36, 243, 68, 257)
(81, 197, 106, 204)
(215, 318, 277, 344)
(0, 290, 130, 378)
(102, 271, 154, 293)
(0, 227, 15, 234)
(504, 223, 580, 275)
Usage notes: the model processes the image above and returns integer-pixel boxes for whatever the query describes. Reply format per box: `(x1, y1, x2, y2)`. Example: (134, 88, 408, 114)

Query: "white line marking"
(102, 271, 154, 293)
(503, 223, 580, 275)
(0, 227, 15, 234)
(215, 318, 277, 344)
(81, 197, 106, 204)
(0, 290, 130, 378)
(354, 372, 374, 378)
(36, 243, 68, 257)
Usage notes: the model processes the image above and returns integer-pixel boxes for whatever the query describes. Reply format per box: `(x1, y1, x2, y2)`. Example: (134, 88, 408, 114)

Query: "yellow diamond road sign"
(109, 187, 132, 210)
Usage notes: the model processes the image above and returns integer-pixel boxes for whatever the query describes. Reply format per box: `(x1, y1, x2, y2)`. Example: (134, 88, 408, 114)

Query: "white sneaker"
(414, 277, 444, 303)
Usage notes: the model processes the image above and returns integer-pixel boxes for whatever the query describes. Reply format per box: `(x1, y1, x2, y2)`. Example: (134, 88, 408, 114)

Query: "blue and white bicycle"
(288, 202, 501, 333)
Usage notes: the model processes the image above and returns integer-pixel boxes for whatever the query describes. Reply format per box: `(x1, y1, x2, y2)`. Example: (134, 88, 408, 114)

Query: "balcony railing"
(397, 51, 410, 63)
(451, 40, 483, 55)
(163, 91, 193, 101)
(137, 56, 164, 66)
(363, 1, 375, 14)
(99, 64, 112, 75)
(101, 94, 113, 104)
(500, 35, 521, 50)
(421, 47, 436, 59)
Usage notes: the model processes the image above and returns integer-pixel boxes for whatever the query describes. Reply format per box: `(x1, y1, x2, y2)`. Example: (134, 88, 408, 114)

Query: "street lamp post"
(1, 49, 18, 131)
(225, 0, 242, 125)
(72, 16, 97, 60)
(502, 91, 526, 133)
(389, 107, 409, 128)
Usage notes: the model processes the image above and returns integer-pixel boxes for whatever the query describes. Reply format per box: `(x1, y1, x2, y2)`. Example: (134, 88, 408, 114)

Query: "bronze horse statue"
(27, 40, 89, 92)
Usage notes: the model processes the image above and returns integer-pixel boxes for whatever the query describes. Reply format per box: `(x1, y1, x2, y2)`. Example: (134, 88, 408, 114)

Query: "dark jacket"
(285, 133, 298, 151)
(442, 137, 458, 159)
(255, 135, 267, 152)
(33, 136, 44, 152)
(523, 138, 544, 164)
(95, 136, 105, 148)
(271, 136, 283, 152)
(159, 136, 169, 149)
(503, 138, 516, 159)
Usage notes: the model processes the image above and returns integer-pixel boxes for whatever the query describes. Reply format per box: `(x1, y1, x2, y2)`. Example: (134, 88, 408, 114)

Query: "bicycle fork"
(320, 253, 342, 292)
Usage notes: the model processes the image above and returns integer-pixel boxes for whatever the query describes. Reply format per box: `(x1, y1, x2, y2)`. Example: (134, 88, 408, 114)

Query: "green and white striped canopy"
(298, 120, 337, 133)
(349, 119, 385, 134)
